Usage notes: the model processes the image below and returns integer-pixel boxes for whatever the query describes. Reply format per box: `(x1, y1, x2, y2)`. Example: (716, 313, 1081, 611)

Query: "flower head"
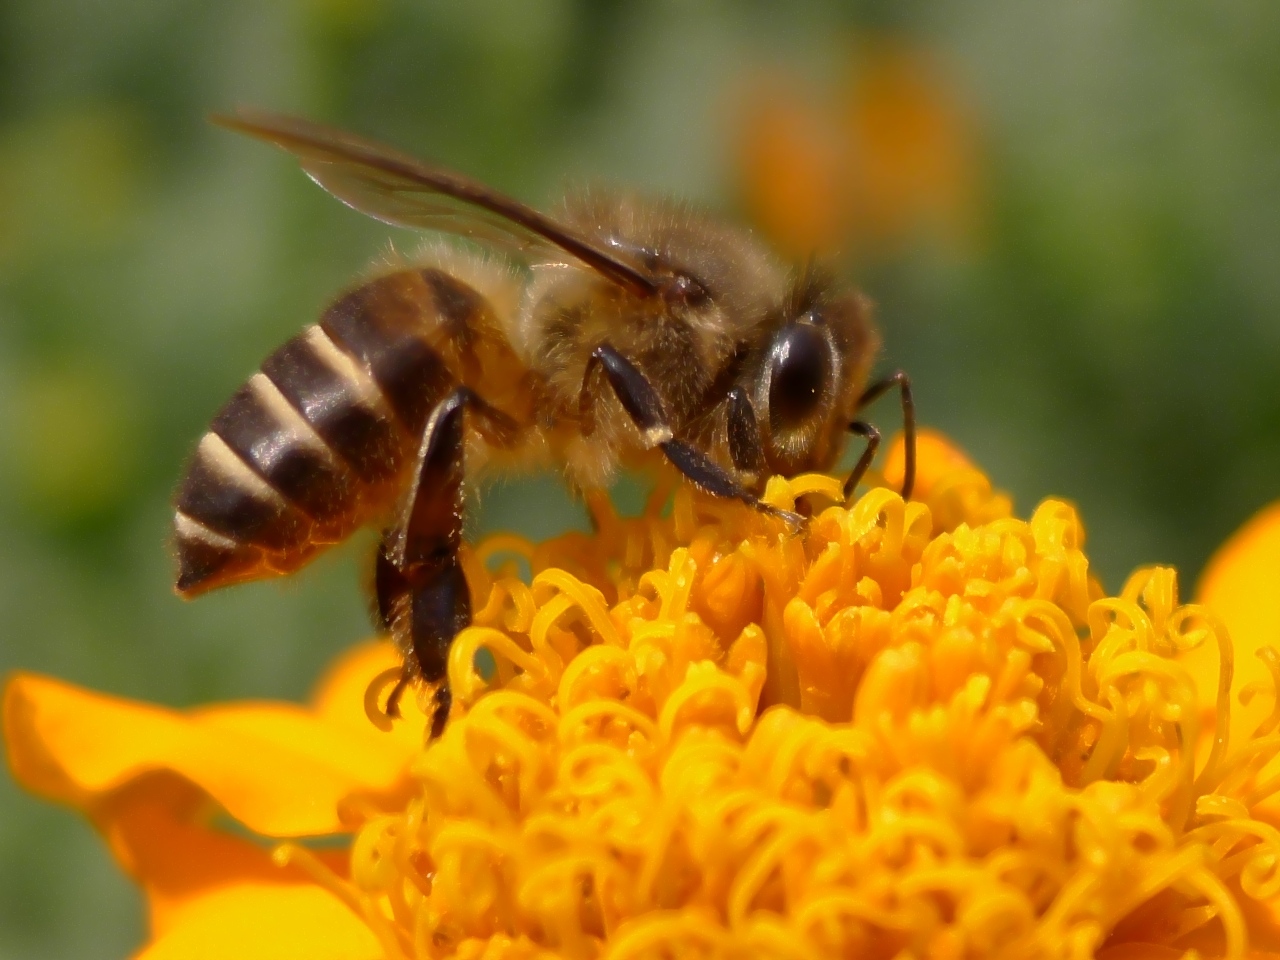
(7, 432, 1280, 959)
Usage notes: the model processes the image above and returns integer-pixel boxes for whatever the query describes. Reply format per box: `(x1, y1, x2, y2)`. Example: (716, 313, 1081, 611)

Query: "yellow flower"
(6, 432, 1280, 960)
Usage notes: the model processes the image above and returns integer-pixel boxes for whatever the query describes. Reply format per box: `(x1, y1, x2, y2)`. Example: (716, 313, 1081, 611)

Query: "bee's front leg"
(848, 371, 916, 500)
(840, 421, 882, 500)
(374, 387, 474, 739)
(725, 385, 765, 480)
(582, 343, 802, 528)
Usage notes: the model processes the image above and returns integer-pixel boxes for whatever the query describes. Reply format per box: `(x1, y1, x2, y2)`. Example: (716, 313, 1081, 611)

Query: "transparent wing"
(212, 109, 656, 295)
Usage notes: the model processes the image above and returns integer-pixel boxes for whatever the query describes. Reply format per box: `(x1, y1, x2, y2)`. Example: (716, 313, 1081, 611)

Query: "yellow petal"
(63, 766, 375, 959)
(136, 882, 379, 960)
(1189, 503, 1280, 761)
(1198, 501, 1280, 660)
(4, 669, 415, 836)
(88, 771, 350, 935)
(310, 639, 428, 750)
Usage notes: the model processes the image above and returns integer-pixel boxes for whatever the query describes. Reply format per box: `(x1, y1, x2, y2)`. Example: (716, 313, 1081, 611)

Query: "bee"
(173, 110, 916, 737)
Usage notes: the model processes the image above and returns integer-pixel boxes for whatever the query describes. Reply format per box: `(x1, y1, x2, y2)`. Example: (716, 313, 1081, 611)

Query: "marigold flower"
(6, 431, 1280, 959)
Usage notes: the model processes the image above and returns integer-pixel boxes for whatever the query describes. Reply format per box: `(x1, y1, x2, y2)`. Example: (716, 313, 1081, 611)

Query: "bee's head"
(748, 275, 880, 478)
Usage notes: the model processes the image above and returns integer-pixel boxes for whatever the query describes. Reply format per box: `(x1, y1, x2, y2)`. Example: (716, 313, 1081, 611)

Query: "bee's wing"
(212, 109, 657, 296)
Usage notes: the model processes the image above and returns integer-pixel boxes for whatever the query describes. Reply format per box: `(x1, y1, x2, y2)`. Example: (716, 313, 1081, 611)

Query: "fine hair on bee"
(171, 110, 916, 738)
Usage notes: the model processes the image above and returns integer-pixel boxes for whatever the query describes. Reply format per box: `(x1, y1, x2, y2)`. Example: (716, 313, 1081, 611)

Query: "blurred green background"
(2, 1, 1278, 957)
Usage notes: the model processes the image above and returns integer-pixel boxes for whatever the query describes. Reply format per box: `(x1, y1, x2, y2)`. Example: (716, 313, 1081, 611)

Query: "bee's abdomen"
(174, 269, 479, 596)
(320, 273, 461, 437)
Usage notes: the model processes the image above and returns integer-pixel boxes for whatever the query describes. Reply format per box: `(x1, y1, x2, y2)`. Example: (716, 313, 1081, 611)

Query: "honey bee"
(173, 110, 916, 737)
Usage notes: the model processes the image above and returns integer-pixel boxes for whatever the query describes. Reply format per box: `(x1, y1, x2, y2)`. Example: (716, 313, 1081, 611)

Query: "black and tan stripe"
(173, 268, 494, 596)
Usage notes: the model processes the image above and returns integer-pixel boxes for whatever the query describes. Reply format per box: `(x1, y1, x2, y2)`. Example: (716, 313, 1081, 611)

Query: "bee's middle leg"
(582, 343, 801, 528)
(375, 386, 481, 738)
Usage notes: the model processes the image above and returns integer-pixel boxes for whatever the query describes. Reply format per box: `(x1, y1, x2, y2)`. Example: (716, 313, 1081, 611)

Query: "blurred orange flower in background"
(7, 434, 1280, 959)
(738, 36, 981, 258)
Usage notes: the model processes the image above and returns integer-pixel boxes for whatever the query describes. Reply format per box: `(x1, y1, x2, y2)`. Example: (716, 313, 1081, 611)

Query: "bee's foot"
(758, 502, 806, 532)
(384, 672, 410, 720)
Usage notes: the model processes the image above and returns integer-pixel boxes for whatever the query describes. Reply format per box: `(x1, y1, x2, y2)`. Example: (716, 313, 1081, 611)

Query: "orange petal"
(882, 427, 972, 496)
(86, 772, 331, 924)
(843, 40, 979, 248)
(1235, 889, 1280, 957)
(4, 668, 416, 836)
(94, 774, 378, 960)
(1096, 947, 1191, 960)
(1188, 503, 1280, 761)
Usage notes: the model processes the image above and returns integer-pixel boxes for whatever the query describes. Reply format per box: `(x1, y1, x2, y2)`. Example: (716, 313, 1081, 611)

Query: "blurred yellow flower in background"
(7, 433, 1280, 959)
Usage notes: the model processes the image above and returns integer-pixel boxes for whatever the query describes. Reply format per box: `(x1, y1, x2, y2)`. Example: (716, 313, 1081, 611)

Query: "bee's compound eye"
(767, 321, 832, 430)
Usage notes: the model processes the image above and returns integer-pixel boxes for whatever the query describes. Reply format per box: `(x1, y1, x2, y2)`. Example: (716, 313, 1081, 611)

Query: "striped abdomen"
(173, 268, 494, 596)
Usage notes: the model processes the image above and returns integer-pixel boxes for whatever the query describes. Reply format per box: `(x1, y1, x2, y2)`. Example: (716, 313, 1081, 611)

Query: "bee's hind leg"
(583, 344, 802, 528)
(375, 386, 479, 739)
